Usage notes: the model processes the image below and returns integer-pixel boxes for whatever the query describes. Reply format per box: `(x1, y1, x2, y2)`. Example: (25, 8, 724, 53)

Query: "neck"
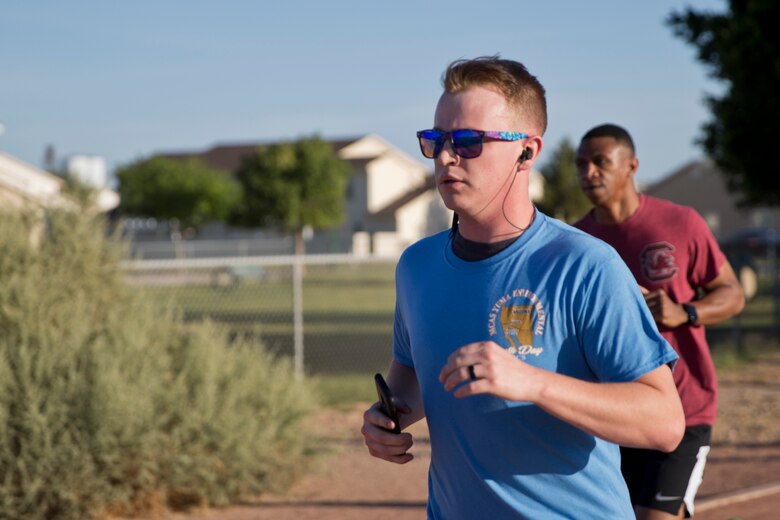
(592, 192, 641, 225)
(453, 167, 535, 242)
(457, 204, 535, 243)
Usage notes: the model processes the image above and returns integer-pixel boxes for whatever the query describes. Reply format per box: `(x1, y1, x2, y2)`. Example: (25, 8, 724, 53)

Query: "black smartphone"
(374, 373, 401, 434)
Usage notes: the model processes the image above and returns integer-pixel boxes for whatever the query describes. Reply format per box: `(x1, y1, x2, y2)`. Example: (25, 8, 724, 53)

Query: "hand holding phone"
(374, 373, 401, 434)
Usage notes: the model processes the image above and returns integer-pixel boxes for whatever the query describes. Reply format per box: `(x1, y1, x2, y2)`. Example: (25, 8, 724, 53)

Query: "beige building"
(338, 135, 451, 255)
(0, 151, 64, 210)
(0, 151, 119, 213)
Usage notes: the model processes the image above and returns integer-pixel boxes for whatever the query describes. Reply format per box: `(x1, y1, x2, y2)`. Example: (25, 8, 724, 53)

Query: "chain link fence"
(122, 242, 780, 377)
(123, 254, 399, 376)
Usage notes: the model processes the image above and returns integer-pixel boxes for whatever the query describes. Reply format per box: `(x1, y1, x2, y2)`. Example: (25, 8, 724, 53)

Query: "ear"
(518, 135, 544, 171)
(627, 157, 639, 177)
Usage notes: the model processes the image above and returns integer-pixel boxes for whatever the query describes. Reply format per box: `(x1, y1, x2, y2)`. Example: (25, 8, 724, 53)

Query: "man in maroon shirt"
(573, 124, 745, 520)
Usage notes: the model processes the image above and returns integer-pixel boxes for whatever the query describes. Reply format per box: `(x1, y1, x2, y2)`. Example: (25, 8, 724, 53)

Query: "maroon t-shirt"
(574, 195, 725, 426)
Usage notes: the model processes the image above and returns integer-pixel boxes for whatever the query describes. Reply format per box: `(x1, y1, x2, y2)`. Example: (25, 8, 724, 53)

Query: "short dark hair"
(443, 56, 547, 135)
(581, 123, 636, 155)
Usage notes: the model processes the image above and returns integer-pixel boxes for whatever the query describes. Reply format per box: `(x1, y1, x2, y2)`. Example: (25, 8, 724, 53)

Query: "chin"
(438, 193, 460, 213)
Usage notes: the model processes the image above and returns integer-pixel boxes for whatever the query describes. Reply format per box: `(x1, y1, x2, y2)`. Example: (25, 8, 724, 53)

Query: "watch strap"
(682, 303, 699, 327)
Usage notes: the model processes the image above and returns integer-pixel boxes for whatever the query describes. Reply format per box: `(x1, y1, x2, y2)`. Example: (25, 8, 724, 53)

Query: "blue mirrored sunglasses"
(416, 129, 529, 159)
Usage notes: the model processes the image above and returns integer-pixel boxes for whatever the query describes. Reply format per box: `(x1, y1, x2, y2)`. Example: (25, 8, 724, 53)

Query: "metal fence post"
(293, 255, 304, 378)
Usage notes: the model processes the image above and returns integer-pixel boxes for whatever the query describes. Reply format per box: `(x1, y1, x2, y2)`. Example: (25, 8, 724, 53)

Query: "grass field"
(138, 262, 397, 375)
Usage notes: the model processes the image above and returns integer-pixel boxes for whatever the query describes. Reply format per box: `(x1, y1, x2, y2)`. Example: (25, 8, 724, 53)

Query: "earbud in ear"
(519, 147, 533, 162)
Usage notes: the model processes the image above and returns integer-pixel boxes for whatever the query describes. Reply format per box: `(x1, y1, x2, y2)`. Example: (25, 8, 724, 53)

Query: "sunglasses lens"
(418, 131, 442, 159)
(452, 130, 483, 158)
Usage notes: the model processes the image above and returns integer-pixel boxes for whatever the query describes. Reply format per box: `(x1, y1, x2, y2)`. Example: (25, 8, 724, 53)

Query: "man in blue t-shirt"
(361, 57, 685, 519)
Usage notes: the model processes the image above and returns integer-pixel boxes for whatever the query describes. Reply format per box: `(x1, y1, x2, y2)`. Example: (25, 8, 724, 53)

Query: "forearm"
(530, 365, 684, 451)
(440, 342, 685, 451)
(387, 359, 425, 430)
(689, 283, 745, 326)
(646, 262, 745, 328)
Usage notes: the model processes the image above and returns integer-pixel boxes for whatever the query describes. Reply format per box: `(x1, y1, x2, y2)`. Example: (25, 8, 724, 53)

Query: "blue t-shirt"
(393, 212, 678, 519)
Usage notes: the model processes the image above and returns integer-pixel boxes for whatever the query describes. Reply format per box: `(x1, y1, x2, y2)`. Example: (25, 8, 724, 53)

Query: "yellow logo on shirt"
(488, 289, 546, 358)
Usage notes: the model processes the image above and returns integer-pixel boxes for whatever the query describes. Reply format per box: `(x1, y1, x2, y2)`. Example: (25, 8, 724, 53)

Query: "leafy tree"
(537, 138, 591, 222)
(231, 135, 350, 254)
(668, 0, 780, 206)
(116, 156, 241, 233)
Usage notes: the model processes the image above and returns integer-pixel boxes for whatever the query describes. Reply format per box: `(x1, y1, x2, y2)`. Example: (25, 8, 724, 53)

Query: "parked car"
(720, 227, 780, 256)
(720, 227, 779, 298)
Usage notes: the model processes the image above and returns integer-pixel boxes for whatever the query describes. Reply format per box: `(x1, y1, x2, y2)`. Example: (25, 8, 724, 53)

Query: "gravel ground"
(143, 352, 780, 520)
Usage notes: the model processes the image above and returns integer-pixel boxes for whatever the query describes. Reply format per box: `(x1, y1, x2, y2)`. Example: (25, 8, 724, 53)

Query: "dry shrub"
(0, 207, 315, 519)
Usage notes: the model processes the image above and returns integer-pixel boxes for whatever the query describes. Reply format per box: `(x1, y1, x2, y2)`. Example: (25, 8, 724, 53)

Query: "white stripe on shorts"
(683, 444, 711, 516)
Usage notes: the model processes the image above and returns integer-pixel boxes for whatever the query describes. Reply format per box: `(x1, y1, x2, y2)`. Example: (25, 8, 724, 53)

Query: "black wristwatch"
(682, 303, 700, 327)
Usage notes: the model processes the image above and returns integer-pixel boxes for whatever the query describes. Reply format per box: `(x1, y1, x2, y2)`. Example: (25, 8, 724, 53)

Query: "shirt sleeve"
(575, 255, 678, 382)
(392, 299, 414, 368)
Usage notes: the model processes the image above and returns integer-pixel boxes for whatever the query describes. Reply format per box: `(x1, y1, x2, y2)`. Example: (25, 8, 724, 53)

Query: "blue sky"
(0, 0, 726, 185)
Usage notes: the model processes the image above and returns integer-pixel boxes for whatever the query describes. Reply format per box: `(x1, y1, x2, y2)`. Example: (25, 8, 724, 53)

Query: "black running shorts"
(620, 425, 712, 517)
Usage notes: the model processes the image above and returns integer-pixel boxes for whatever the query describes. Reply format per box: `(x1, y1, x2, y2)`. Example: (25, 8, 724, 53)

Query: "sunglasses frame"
(416, 129, 529, 159)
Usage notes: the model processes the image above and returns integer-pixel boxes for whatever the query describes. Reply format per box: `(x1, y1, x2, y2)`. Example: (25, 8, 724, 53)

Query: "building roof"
(643, 159, 712, 194)
(0, 151, 64, 205)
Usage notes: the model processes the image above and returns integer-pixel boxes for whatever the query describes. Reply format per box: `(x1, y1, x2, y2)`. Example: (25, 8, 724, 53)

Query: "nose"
(577, 161, 597, 180)
(436, 137, 458, 165)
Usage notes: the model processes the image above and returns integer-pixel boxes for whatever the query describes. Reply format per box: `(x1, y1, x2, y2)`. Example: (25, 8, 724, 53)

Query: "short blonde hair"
(442, 56, 547, 134)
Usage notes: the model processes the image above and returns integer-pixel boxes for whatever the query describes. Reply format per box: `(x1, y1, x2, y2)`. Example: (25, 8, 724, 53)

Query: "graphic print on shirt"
(640, 242, 679, 282)
(487, 288, 546, 359)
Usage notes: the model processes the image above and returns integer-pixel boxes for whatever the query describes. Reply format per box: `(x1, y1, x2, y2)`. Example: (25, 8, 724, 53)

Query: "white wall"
(396, 190, 451, 246)
(366, 152, 428, 214)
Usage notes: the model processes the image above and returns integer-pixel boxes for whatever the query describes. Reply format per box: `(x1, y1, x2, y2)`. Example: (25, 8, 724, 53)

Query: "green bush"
(0, 208, 316, 519)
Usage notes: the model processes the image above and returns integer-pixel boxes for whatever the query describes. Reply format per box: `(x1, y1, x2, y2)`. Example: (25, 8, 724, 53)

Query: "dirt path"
(149, 354, 780, 520)
(149, 407, 429, 520)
